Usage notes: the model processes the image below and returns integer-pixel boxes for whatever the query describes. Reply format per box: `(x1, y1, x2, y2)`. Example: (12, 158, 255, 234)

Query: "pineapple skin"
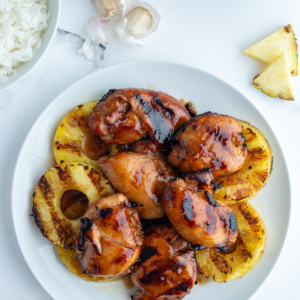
(196, 202, 266, 282)
(243, 24, 298, 76)
(54, 102, 99, 168)
(32, 163, 115, 249)
(214, 121, 272, 204)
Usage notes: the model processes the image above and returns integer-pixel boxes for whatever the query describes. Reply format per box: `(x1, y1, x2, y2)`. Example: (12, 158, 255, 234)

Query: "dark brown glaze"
(168, 113, 247, 177)
(88, 89, 190, 148)
(75, 193, 143, 278)
(82, 130, 112, 160)
(163, 178, 238, 249)
(131, 232, 197, 300)
(184, 169, 215, 196)
(61, 189, 89, 219)
(98, 152, 177, 219)
(131, 139, 164, 159)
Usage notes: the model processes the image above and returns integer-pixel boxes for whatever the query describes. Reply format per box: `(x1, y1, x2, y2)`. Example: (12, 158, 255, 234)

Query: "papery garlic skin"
(88, 17, 109, 45)
(126, 7, 153, 37)
(95, 0, 118, 17)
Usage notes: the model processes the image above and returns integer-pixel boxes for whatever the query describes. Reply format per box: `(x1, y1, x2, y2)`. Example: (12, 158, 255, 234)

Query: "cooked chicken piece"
(75, 193, 143, 278)
(98, 152, 177, 219)
(131, 139, 164, 159)
(163, 178, 238, 251)
(88, 89, 190, 148)
(131, 232, 197, 300)
(168, 113, 247, 177)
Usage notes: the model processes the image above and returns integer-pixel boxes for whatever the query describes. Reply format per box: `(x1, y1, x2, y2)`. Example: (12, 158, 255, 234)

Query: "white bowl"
(0, 0, 60, 92)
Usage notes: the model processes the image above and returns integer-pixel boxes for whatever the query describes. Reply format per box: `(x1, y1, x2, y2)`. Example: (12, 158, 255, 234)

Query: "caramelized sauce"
(61, 189, 89, 219)
(82, 130, 112, 160)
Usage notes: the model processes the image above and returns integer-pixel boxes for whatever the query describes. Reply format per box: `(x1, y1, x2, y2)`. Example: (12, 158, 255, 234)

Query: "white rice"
(0, 0, 49, 81)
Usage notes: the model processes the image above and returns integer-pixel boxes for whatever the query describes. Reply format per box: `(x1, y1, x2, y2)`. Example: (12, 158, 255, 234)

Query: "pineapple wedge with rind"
(196, 202, 266, 282)
(54, 102, 99, 168)
(32, 163, 115, 249)
(214, 121, 272, 205)
(243, 24, 298, 76)
(252, 52, 294, 100)
(56, 246, 112, 281)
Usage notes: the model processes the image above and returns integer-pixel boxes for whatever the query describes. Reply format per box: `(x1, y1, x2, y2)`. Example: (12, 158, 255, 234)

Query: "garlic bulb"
(95, 0, 118, 17)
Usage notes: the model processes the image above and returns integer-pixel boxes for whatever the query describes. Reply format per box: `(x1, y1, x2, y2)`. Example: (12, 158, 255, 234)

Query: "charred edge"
(165, 279, 193, 295)
(214, 244, 230, 253)
(139, 246, 158, 263)
(192, 244, 206, 251)
(212, 181, 222, 190)
(80, 217, 93, 235)
(155, 97, 175, 117)
(32, 202, 46, 237)
(97, 89, 117, 104)
(229, 212, 238, 233)
(131, 202, 144, 208)
(38, 175, 53, 200)
(204, 191, 219, 207)
(185, 102, 197, 117)
(182, 195, 195, 222)
(99, 208, 113, 219)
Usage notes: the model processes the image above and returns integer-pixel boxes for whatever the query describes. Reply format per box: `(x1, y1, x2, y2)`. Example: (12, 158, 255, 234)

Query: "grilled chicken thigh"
(75, 193, 143, 278)
(168, 113, 247, 176)
(163, 178, 238, 251)
(98, 152, 177, 219)
(88, 89, 190, 148)
(131, 225, 197, 300)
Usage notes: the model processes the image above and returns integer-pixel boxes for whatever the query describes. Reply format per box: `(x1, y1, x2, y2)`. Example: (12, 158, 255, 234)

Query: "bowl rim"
(0, 0, 61, 92)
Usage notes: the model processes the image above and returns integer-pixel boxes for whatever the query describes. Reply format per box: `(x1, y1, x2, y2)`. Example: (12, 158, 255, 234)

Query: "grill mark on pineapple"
(69, 115, 87, 128)
(38, 175, 54, 200)
(54, 166, 72, 184)
(55, 141, 81, 152)
(32, 202, 46, 237)
(87, 168, 105, 193)
(210, 252, 232, 275)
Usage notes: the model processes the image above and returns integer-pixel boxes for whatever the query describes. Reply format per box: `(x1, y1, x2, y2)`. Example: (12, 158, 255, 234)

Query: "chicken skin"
(88, 89, 190, 148)
(130, 139, 164, 159)
(168, 113, 247, 176)
(98, 152, 177, 219)
(163, 178, 238, 251)
(131, 229, 197, 300)
(75, 193, 143, 278)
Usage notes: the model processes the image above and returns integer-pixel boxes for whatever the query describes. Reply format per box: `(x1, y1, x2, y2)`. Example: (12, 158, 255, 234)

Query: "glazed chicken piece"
(168, 113, 247, 177)
(98, 152, 177, 219)
(75, 193, 143, 278)
(130, 139, 164, 159)
(131, 226, 197, 300)
(163, 178, 238, 252)
(88, 89, 190, 148)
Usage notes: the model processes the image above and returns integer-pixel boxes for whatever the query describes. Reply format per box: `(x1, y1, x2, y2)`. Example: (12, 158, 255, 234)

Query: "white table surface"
(1, 0, 300, 299)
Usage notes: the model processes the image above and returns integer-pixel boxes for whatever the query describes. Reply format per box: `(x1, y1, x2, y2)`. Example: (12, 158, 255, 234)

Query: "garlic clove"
(95, 0, 118, 18)
(126, 7, 152, 37)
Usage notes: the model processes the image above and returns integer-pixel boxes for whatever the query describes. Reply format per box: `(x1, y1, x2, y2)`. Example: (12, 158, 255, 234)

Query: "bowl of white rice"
(0, 0, 60, 91)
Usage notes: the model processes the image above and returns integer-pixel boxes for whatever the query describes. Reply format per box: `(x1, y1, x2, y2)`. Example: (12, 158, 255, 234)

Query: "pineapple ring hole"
(61, 189, 89, 220)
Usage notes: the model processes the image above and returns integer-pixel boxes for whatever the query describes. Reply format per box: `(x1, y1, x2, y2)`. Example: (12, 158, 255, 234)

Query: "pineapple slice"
(252, 52, 294, 100)
(32, 163, 115, 249)
(196, 202, 266, 282)
(243, 24, 298, 76)
(214, 121, 272, 205)
(56, 245, 111, 281)
(54, 102, 99, 168)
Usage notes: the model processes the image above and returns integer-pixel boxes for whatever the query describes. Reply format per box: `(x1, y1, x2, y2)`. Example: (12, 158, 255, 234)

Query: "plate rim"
(11, 59, 292, 300)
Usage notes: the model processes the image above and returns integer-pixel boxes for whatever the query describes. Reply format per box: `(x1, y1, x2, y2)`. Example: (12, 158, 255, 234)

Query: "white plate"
(12, 61, 291, 300)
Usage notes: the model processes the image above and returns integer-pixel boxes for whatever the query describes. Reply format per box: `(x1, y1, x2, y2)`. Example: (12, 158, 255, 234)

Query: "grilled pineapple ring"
(56, 246, 112, 282)
(213, 120, 272, 204)
(196, 202, 266, 282)
(32, 163, 115, 249)
(54, 102, 99, 168)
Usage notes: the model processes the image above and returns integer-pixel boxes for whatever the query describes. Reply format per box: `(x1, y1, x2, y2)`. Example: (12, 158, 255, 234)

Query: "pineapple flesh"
(56, 245, 111, 281)
(54, 102, 99, 168)
(196, 202, 266, 282)
(214, 121, 272, 205)
(243, 24, 298, 76)
(32, 163, 115, 249)
(252, 52, 294, 100)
